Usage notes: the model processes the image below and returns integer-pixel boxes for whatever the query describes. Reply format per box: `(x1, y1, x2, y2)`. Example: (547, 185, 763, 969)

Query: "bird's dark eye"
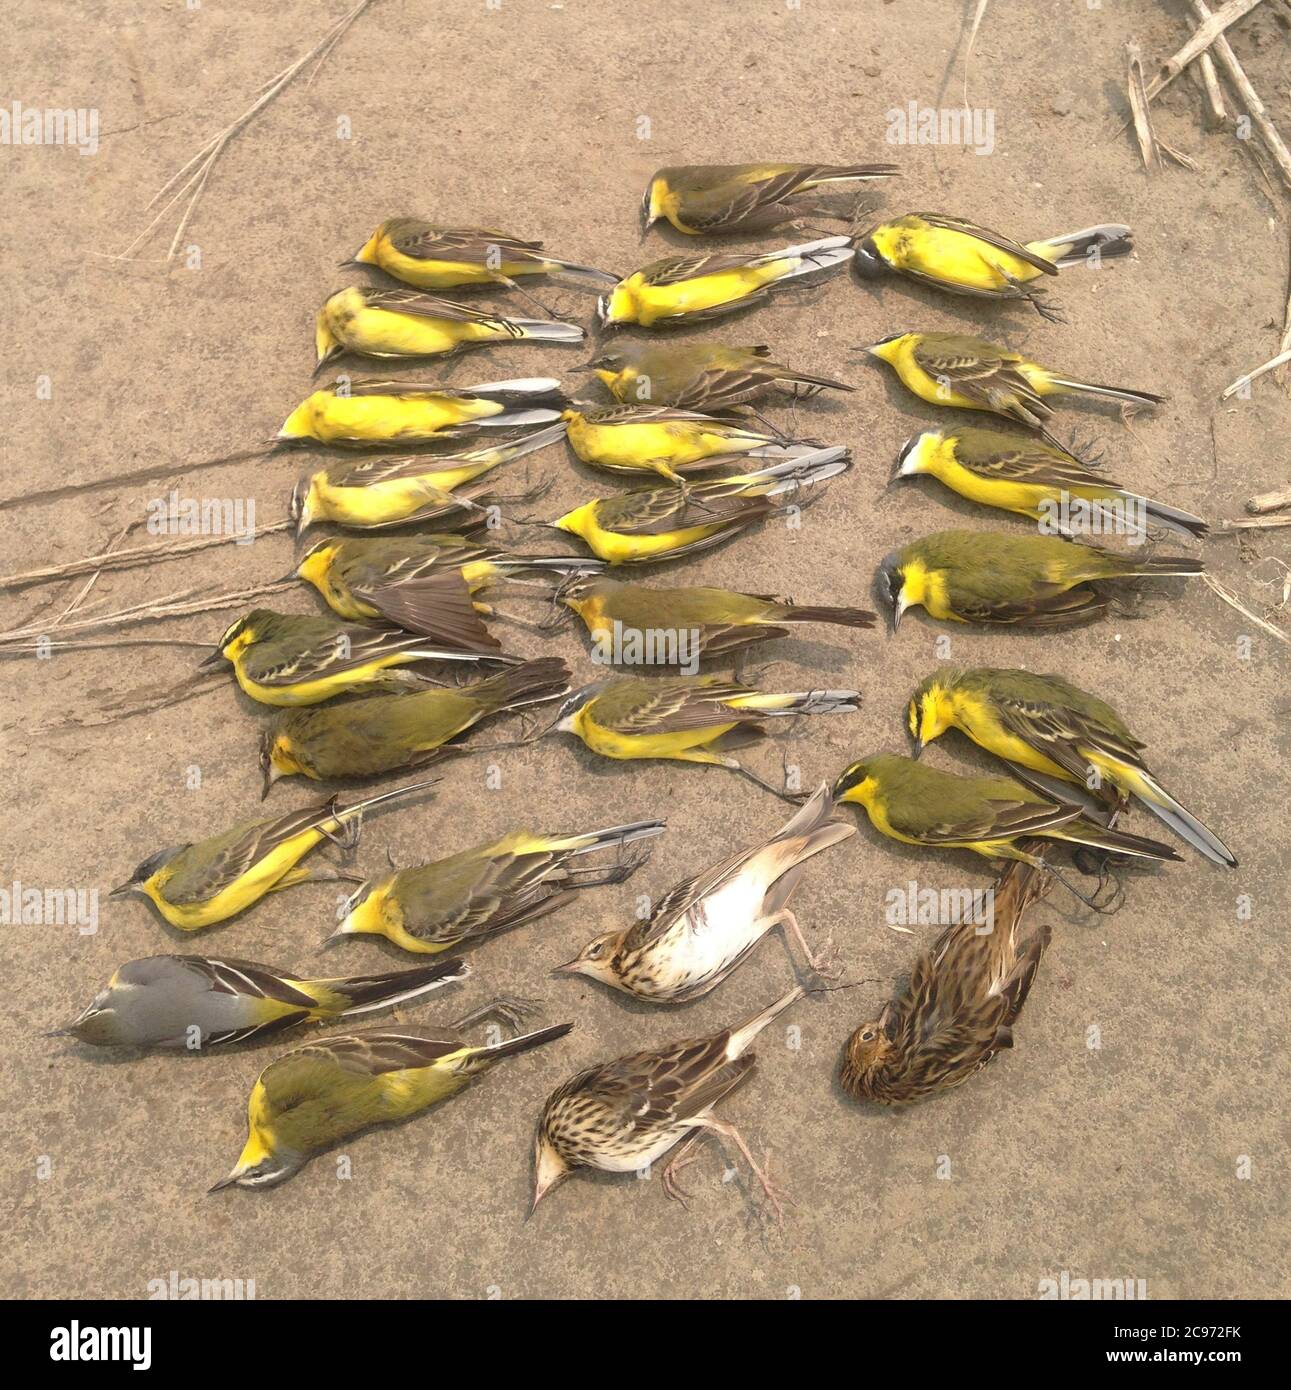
(860, 1029, 876, 1042)
(587, 943, 603, 959)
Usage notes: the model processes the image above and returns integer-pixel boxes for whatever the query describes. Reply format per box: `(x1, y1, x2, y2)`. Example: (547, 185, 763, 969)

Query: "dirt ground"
(4, 0, 1290, 1300)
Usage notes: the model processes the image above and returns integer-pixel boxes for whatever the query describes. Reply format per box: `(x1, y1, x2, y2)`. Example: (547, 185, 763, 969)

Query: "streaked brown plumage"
(839, 856, 1052, 1104)
(532, 985, 802, 1221)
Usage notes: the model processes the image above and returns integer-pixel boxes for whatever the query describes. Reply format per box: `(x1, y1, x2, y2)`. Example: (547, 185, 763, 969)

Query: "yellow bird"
(878, 530, 1203, 630)
(200, 608, 505, 707)
(832, 752, 1180, 869)
(315, 286, 584, 370)
(866, 332, 1166, 431)
(906, 666, 1237, 867)
(108, 781, 435, 932)
(292, 533, 602, 638)
(326, 820, 663, 955)
(291, 423, 565, 533)
(541, 674, 859, 798)
(347, 217, 618, 292)
(550, 448, 850, 564)
(211, 1001, 573, 1190)
(641, 162, 897, 236)
(260, 658, 570, 792)
(892, 426, 1207, 538)
(853, 214, 1132, 320)
(597, 238, 854, 329)
(277, 376, 566, 446)
(561, 405, 830, 486)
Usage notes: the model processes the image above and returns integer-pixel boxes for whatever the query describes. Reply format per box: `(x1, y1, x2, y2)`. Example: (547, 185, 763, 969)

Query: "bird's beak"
(197, 648, 227, 673)
(551, 959, 582, 975)
(911, 735, 925, 759)
(891, 595, 907, 633)
(260, 761, 283, 801)
(207, 1171, 241, 1194)
(312, 347, 343, 379)
(272, 568, 300, 586)
(317, 926, 350, 951)
(108, 880, 135, 899)
(570, 361, 595, 372)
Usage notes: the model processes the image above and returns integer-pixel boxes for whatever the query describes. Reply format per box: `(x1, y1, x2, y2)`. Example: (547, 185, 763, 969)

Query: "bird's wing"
(992, 692, 1144, 778)
(560, 1039, 755, 1135)
(639, 252, 759, 287)
(669, 366, 772, 409)
(243, 622, 433, 686)
(596, 487, 767, 537)
(583, 404, 729, 426)
(621, 844, 760, 952)
(360, 289, 523, 331)
(322, 455, 465, 489)
(392, 849, 559, 942)
(911, 338, 1046, 416)
(387, 223, 543, 261)
(916, 212, 1059, 276)
(954, 434, 1110, 489)
(883, 784, 1081, 845)
(288, 1029, 466, 1076)
(174, 955, 318, 1009)
(681, 168, 823, 231)
(160, 802, 343, 903)
(351, 569, 501, 651)
(348, 378, 474, 400)
(595, 679, 763, 736)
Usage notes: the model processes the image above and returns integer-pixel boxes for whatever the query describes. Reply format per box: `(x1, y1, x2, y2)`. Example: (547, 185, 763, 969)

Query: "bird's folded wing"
(178, 955, 318, 1009)
(994, 697, 1141, 780)
(576, 1040, 753, 1133)
(348, 378, 473, 400)
(639, 252, 757, 287)
(956, 437, 1111, 489)
(388, 223, 543, 261)
(353, 570, 501, 652)
(598, 680, 761, 735)
(916, 212, 1059, 276)
(888, 789, 1081, 844)
(621, 845, 759, 952)
(287, 1030, 466, 1077)
(160, 803, 339, 903)
(911, 340, 1045, 414)
(362, 289, 520, 330)
(684, 169, 822, 231)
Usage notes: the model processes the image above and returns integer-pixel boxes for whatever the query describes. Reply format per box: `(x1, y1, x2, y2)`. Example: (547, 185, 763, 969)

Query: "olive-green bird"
(832, 752, 1181, 867)
(878, 529, 1203, 630)
(555, 575, 875, 662)
(55, 953, 469, 1049)
(852, 213, 1132, 320)
(892, 426, 1208, 539)
(108, 782, 435, 931)
(584, 342, 855, 411)
(200, 608, 508, 706)
(907, 666, 1237, 867)
(211, 999, 573, 1190)
(641, 162, 897, 236)
(260, 657, 570, 793)
(325, 819, 664, 954)
(291, 533, 603, 642)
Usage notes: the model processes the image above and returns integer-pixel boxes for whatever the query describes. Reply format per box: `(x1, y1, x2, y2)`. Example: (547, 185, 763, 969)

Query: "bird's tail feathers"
(545, 820, 667, 857)
(1037, 224, 1133, 266)
(1047, 377, 1166, 407)
(1121, 554, 1204, 578)
(540, 256, 621, 286)
(774, 602, 875, 628)
(1125, 769, 1237, 867)
(469, 656, 571, 716)
(1056, 819, 1182, 863)
(1139, 496, 1209, 539)
(762, 235, 855, 283)
(511, 319, 586, 344)
(727, 985, 805, 1058)
(736, 446, 852, 496)
(472, 1020, 575, 1066)
(473, 408, 564, 429)
(307, 957, 470, 1017)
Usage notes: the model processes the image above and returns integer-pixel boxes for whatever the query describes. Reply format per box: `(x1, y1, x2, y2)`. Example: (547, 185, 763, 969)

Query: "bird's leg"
(561, 840, 655, 887)
(491, 272, 560, 319)
(451, 996, 542, 1036)
(768, 907, 841, 980)
(727, 757, 806, 804)
(692, 1117, 792, 1226)
(997, 265, 1068, 325)
(661, 1131, 707, 1206)
(1040, 858, 1125, 914)
(483, 605, 561, 632)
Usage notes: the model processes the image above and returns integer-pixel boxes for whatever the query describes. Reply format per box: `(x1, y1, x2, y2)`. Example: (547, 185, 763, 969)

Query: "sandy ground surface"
(4, 0, 1290, 1300)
